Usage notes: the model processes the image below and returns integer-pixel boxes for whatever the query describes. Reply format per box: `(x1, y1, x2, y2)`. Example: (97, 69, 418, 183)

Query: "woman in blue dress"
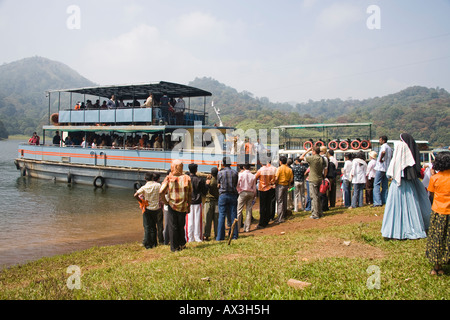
(381, 133, 431, 240)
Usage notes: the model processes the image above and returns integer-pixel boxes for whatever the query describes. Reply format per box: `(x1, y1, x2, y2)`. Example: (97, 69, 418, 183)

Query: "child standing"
(426, 152, 450, 275)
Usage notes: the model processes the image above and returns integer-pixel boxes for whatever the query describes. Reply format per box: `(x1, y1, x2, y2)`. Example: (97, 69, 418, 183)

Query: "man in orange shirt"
(274, 156, 294, 224)
(254, 157, 277, 228)
(244, 138, 254, 165)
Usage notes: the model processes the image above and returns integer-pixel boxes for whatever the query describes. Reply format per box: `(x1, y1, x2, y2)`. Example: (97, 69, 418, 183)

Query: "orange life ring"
(303, 141, 313, 149)
(50, 113, 59, 125)
(360, 140, 371, 150)
(339, 140, 349, 151)
(314, 140, 325, 148)
(328, 140, 338, 150)
(351, 140, 361, 150)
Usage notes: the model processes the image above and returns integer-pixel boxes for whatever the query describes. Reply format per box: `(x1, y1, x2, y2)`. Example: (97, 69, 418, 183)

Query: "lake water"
(0, 139, 143, 268)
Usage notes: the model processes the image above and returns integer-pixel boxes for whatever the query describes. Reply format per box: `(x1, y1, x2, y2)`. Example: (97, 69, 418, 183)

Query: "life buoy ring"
(303, 141, 313, 149)
(50, 113, 59, 125)
(351, 140, 361, 150)
(339, 140, 349, 151)
(314, 140, 325, 148)
(93, 176, 105, 188)
(134, 181, 143, 191)
(360, 140, 371, 150)
(328, 140, 338, 150)
(67, 173, 74, 184)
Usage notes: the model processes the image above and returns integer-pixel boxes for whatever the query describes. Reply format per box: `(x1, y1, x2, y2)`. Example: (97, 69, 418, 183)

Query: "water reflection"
(0, 140, 143, 268)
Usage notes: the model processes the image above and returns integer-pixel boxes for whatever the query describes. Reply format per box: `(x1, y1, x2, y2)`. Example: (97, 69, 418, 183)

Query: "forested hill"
(0, 56, 96, 137)
(189, 77, 450, 147)
(0, 56, 448, 147)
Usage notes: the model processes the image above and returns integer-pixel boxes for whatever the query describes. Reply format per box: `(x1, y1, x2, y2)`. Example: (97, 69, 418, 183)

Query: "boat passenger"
(106, 95, 117, 109)
(28, 132, 40, 145)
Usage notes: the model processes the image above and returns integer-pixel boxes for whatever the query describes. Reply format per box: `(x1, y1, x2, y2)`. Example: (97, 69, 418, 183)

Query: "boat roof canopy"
(47, 81, 212, 100)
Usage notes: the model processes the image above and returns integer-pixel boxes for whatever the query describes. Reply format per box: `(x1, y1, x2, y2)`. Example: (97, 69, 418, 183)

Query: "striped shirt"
(217, 166, 238, 195)
(159, 174, 192, 213)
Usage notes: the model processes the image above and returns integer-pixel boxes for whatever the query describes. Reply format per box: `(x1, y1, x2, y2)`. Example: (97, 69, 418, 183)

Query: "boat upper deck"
(47, 81, 213, 127)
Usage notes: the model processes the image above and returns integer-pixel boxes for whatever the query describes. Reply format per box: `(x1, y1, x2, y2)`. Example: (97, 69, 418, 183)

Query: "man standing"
(160, 160, 192, 252)
(255, 158, 277, 229)
(106, 95, 117, 109)
(159, 92, 172, 124)
(52, 131, 61, 146)
(237, 163, 256, 232)
(203, 167, 219, 241)
(292, 157, 307, 212)
(326, 149, 338, 208)
(254, 138, 265, 169)
(174, 96, 186, 125)
(216, 156, 239, 241)
(274, 156, 293, 224)
(134, 172, 161, 249)
(373, 136, 393, 207)
(300, 146, 325, 219)
(186, 163, 207, 242)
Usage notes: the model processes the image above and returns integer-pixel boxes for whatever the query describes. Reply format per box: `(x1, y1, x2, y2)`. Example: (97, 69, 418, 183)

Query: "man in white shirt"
(341, 153, 353, 207)
(373, 136, 393, 207)
(237, 163, 256, 232)
(134, 172, 162, 249)
(174, 96, 185, 125)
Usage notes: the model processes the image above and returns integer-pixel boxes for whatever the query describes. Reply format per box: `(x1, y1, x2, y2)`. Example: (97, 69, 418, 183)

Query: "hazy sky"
(1, 0, 449, 103)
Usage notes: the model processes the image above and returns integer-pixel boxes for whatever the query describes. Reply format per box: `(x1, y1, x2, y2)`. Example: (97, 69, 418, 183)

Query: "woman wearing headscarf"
(160, 159, 192, 252)
(381, 133, 432, 240)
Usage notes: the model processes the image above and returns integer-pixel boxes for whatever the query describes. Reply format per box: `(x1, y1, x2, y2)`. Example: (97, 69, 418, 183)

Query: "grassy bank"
(1, 206, 448, 300)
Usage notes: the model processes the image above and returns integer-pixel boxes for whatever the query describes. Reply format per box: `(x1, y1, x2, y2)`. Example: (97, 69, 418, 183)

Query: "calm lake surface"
(0, 139, 143, 268)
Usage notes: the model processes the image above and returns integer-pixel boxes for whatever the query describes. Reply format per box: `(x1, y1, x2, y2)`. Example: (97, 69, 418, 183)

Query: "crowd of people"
(47, 131, 177, 151)
(133, 133, 449, 276)
(73, 93, 187, 125)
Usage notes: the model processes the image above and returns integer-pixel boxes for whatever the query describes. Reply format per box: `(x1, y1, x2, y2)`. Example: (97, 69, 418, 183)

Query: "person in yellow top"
(273, 156, 293, 224)
(426, 151, 450, 276)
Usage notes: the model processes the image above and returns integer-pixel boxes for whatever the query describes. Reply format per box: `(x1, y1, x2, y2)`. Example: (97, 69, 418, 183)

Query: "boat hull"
(14, 158, 166, 189)
(15, 145, 235, 189)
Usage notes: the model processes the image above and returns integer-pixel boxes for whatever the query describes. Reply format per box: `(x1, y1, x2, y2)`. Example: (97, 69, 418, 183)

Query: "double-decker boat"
(15, 82, 238, 189)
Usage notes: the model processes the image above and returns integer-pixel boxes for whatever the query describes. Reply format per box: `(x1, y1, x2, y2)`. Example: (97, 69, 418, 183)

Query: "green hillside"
(0, 57, 448, 147)
(0, 56, 96, 137)
(190, 77, 450, 147)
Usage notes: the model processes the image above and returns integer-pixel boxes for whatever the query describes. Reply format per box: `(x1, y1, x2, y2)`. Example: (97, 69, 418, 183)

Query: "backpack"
(326, 160, 337, 179)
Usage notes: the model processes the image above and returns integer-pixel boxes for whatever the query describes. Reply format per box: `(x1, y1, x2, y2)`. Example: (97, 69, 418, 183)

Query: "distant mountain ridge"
(0, 56, 96, 137)
(0, 57, 448, 147)
(189, 77, 450, 147)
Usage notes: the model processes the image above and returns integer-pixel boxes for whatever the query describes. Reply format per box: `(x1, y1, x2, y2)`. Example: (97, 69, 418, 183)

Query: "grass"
(0, 205, 449, 300)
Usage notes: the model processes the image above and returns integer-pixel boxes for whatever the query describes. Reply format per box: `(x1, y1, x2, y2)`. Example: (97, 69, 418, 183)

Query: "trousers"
(186, 203, 203, 242)
(216, 193, 238, 241)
